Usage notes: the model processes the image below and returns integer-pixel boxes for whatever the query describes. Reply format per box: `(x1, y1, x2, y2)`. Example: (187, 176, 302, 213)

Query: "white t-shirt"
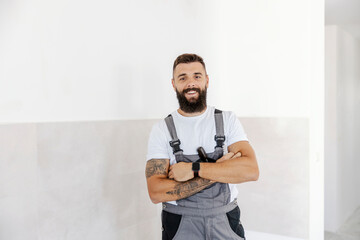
(146, 106, 249, 205)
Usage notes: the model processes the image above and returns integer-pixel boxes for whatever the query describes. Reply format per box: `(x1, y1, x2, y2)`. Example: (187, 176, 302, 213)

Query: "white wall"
(0, 0, 321, 123)
(325, 25, 360, 232)
(325, 25, 339, 231)
(0, 1, 325, 239)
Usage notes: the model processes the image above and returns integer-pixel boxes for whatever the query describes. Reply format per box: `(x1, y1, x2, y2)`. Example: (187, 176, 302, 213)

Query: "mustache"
(183, 88, 200, 94)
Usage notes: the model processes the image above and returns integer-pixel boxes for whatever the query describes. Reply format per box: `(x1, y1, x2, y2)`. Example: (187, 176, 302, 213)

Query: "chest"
(167, 117, 220, 157)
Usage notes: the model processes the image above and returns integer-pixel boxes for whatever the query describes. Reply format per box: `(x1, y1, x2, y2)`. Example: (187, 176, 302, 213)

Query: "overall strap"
(164, 114, 183, 156)
(214, 109, 225, 150)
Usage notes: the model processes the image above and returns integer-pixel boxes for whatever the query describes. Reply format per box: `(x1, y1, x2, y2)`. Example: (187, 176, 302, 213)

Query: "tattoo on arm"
(146, 159, 168, 178)
(166, 178, 213, 199)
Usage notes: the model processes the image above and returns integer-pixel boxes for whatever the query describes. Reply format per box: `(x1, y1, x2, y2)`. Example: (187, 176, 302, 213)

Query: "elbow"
(252, 172, 259, 181)
(251, 168, 260, 181)
(151, 198, 161, 204)
(149, 192, 162, 204)
(248, 158, 259, 181)
(151, 199, 161, 204)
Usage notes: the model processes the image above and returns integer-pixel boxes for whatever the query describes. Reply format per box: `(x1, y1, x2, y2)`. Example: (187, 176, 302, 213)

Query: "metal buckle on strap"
(214, 135, 225, 148)
(169, 139, 183, 154)
(170, 139, 181, 147)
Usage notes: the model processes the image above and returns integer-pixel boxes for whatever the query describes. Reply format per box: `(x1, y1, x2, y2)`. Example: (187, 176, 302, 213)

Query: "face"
(172, 62, 209, 113)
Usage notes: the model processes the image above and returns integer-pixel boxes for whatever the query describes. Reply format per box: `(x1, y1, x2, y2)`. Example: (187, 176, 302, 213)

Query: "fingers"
(220, 152, 234, 162)
(223, 152, 235, 160)
(217, 152, 243, 163)
(168, 165, 173, 179)
(168, 170, 174, 179)
(217, 152, 234, 163)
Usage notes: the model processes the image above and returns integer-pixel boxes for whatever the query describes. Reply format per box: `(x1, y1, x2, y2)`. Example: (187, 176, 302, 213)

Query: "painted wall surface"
(0, 0, 320, 123)
(0, 1, 324, 239)
(325, 25, 339, 232)
(325, 25, 360, 232)
(0, 118, 308, 240)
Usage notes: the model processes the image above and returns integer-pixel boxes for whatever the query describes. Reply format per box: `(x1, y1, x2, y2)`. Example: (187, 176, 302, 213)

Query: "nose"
(186, 77, 196, 88)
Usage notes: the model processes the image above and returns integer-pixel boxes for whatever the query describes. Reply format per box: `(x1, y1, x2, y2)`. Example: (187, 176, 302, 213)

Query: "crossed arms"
(145, 140, 259, 204)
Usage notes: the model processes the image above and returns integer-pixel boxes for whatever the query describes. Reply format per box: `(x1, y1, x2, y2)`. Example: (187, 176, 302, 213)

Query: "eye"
(179, 77, 185, 81)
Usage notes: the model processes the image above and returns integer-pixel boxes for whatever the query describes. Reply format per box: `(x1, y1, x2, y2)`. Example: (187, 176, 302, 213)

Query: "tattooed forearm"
(146, 159, 168, 178)
(166, 178, 213, 199)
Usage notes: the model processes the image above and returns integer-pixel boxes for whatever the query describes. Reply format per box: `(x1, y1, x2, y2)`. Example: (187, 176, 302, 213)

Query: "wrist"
(192, 162, 200, 178)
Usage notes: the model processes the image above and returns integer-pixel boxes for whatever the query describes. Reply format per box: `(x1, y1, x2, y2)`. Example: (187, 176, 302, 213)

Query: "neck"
(177, 106, 207, 117)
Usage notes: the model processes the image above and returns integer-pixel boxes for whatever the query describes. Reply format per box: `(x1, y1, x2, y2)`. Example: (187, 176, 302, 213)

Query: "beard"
(176, 87, 207, 113)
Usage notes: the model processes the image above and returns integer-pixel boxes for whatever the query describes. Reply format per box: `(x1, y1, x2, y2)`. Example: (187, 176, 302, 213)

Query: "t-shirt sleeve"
(226, 112, 248, 146)
(146, 122, 170, 161)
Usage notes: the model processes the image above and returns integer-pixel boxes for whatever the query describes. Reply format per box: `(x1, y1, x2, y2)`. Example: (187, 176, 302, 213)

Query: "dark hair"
(172, 53, 207, 75)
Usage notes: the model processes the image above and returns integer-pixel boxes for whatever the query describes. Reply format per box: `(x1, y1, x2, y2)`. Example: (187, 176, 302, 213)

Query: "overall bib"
(162, 109, 246, 240)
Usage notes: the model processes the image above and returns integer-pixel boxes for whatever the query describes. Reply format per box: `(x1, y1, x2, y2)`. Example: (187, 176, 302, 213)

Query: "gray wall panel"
(0, 118, 308, 239)
(239, 118, 309, 239)
(0, 124, 38, 240)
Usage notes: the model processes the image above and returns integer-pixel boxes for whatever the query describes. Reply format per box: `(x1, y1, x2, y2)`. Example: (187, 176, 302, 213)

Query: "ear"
(206, 75, 209, 88)
(171, 78, 176, 91)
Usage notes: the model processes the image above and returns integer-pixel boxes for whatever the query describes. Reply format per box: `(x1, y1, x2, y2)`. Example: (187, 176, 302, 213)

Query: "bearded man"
(145, 53, 259, 240)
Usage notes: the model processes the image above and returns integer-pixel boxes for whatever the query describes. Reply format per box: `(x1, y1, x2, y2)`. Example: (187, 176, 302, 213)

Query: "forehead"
(173, 62, 205, 77)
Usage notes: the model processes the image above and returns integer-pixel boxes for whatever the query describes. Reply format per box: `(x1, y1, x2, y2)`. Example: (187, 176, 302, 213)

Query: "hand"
(168, 162, 193, 182)
(216, 152, 241, 163)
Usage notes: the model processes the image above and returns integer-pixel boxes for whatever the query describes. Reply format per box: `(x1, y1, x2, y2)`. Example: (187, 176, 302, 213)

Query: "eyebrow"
(177, 73, 186, 78)
(176, 72, 203, 79)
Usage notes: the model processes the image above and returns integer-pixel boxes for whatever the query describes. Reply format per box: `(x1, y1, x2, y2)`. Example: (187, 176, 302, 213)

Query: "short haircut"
(172, 53, 207, 76)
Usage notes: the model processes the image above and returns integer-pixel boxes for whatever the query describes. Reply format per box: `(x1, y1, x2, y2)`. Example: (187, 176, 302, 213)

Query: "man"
(145, 53, 259, 240)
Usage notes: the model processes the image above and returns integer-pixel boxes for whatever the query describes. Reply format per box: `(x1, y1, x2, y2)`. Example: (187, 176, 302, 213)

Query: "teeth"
(187, 91, 196, 94)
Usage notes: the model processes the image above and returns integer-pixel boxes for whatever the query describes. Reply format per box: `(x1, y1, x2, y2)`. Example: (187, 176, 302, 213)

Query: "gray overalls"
(162, 109, 245, 240)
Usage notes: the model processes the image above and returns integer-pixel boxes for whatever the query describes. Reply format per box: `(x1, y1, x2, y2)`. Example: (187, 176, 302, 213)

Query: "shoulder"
(214, 108, 237, 123)
(216, 108, 247, 134)
(149, 111, 180, 138)
(150, 118, 168, 135)
(147, 118, 172, 161)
